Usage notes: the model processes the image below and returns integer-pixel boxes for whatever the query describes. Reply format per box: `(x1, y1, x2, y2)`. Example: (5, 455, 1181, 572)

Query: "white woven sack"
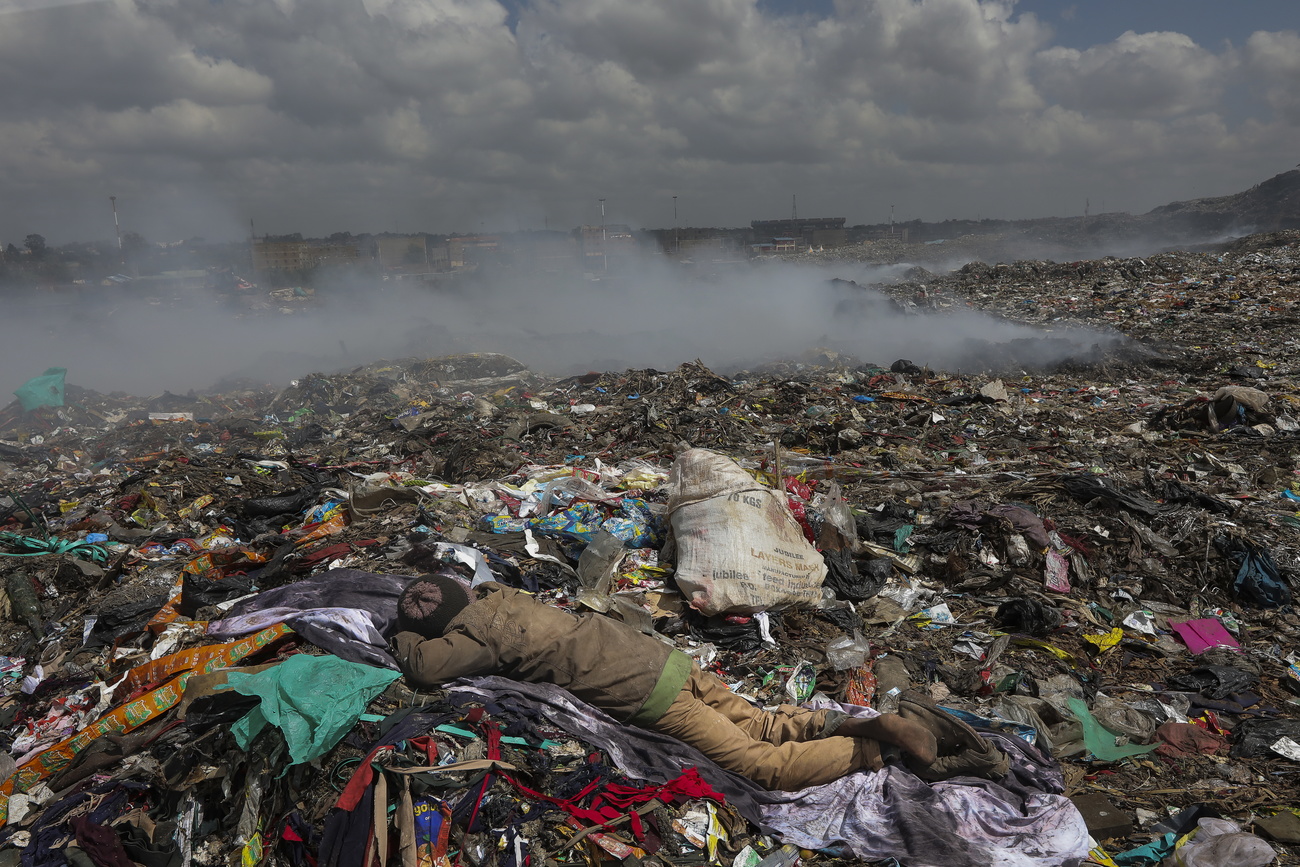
(667, 448, 826, 615)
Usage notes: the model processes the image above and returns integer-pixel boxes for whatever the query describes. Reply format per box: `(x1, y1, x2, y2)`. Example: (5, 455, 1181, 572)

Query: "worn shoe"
(896, 690, 1010, 782)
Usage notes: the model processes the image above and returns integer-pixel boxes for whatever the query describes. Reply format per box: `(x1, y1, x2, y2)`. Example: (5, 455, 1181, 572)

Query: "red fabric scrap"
(1155, 721, 1226, 758)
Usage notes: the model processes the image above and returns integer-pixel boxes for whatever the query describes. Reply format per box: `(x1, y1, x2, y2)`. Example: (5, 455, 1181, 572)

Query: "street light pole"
(109, 196, 123, 267)
(599, 198, 607, 271)
(673, 195, 678, 255)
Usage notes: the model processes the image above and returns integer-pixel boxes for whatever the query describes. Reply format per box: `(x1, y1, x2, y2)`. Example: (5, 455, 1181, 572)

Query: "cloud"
(0, 0, 1297, 245)
(1034, 30, 1230, 118)
(1243, 30, 1300, 123)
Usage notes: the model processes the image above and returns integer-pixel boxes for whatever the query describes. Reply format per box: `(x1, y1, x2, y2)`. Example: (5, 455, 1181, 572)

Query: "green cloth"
(227, 654, 400, 766)
(14, 368, 67, 412)
(1067, 697, 1159, 762)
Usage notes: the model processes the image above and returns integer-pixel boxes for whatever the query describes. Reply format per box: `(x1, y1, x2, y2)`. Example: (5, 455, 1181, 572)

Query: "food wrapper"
(414, 798, 452, 867)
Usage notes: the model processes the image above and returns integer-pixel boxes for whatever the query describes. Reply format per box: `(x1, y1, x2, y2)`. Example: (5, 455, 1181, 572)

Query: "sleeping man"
(392, 574, 1006, 791)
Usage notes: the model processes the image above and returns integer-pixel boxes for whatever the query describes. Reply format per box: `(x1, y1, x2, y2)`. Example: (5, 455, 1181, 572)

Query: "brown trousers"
(649, 664, 879, 791)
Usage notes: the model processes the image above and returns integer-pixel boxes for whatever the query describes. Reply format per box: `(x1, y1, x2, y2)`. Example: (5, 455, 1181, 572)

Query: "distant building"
(577, 224, 636, 270)
(313, 244, 360, 267)
(252, 241, 311, 272)
(750, 217, 848, 248)
(253, 239, 359, 273)
(377, 236, 428, 269)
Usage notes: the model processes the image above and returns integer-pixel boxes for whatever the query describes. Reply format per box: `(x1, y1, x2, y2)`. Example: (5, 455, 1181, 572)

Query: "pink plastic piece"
(1171, 618, 1240, 654)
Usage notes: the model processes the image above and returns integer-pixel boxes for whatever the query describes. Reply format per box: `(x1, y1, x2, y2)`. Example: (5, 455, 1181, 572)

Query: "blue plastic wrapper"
(938, 705, 1038, 745)
(483, 498, 662, 549)
(529, 501, 605, 541)
(602, 498, 662, 547)
(304, 500, 346, 524)
(484, 515, 528, 533)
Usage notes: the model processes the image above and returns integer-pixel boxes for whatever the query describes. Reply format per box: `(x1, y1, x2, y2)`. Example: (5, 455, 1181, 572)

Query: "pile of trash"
(2, 237, 1300, 867)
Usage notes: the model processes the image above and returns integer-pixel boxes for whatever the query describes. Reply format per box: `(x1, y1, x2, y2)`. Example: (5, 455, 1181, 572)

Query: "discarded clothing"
(453, 678, 1090, 867)
(217, 568, 413, 667)
(227, 654, 401, 767)
(1154, 722, 1226, 758)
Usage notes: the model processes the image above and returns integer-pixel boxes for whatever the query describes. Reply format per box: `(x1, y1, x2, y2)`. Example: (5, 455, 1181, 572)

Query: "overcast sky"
(3, 0, 1299, 246)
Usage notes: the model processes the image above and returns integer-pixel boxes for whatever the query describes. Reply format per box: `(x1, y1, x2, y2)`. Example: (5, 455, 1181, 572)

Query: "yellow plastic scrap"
(1012, 637, 1079, 666)
(704, 803, 728, 862)
(1083, 628, 1124, 654)
(620, 470, 667, 491)
(1087, 841, 1120, 867)
(179, 495, 216, 519)
(240, 831, 263, 867)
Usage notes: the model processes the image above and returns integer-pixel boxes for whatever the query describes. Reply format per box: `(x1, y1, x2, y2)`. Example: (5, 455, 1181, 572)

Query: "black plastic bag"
(179, 570, 255, 618)
(1060, 474, 1168, 518)
(240, 488, 314, 517)
(91, 590, 172, 643)
(1213, 534, 1293, 608)
(1230, 718, 1300, 759)
(995, 597, 1061, 636)
(1166, 664, 1257, 700)
(686, 611, 764, 653)
(822, 550, 888, 601)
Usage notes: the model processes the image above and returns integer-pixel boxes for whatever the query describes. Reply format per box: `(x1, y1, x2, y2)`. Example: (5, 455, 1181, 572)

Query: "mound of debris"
(2, 236, 1300, 867)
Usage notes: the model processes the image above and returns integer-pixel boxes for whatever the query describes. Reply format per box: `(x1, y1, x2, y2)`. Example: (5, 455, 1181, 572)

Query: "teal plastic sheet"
(1112, 832, 1177, 865)
(1067, 697, 1159, 761)
(14, 367, 67, 412)
(228, 654, 400, 766)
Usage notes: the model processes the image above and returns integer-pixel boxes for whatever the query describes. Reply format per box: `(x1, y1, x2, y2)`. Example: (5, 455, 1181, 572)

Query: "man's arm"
(392, 630, 500, 688)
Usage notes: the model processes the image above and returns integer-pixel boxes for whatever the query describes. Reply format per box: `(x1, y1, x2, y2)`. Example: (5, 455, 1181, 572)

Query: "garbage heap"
(2, 238, 1300, 867)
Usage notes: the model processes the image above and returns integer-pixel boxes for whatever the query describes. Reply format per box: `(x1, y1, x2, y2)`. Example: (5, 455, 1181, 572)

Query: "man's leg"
(649, 667, 880, 790)
(683, 665, 939, 765)
(651, 693, 877, 790)
(683, 666, 831, 744)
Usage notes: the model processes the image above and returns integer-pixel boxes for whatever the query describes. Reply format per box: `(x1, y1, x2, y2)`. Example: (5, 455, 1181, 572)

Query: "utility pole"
(673, 195, 678, 255)
(109, 196, 123, 267)
(599, 198, 607, 271)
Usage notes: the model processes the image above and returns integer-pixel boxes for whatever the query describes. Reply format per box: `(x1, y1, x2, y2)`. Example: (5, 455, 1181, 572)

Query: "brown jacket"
(393, 584, 692, 726)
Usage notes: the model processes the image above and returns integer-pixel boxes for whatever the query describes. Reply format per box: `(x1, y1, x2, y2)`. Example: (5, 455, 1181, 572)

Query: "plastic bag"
(826, 632, 871, 671)
(1066, 697, 1159, 761)
(1166, 818, 1277, 867)
(13, 367, 66, 412)
(180, 569, 255, 618)
(822, 550, 888, 601)
(1090, 693, 1156, 742)
(1230, 718, 1300, 759)
(812, 482, 857, 547)
(1213, 534, 1292, 608)
(1166, 665, 1256, 700)
(667, 449, 826, 615)
(575, 529, 623, 612)
(995, 597, 1061, 636)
